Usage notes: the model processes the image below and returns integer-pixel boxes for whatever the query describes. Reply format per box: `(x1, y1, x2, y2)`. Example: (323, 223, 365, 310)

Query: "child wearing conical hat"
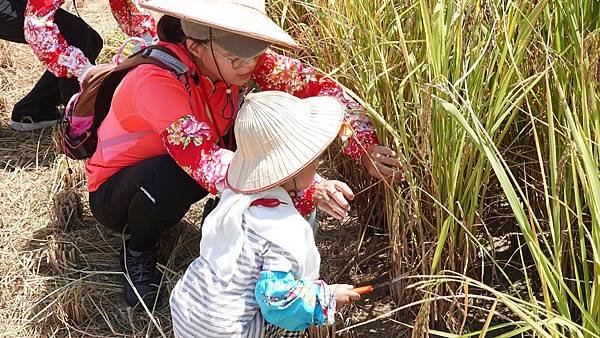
(169, 91, 360, 337)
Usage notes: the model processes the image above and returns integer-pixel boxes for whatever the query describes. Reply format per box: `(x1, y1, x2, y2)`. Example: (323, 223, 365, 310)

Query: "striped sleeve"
(262, 243, 297, 272)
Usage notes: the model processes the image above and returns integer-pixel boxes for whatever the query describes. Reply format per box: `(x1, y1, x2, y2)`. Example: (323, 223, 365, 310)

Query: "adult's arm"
(109, 0, 156, 41)
(160, 114, 233, 195)
(251, 51, 385, 217)
(252, 50, 404, 201)
(24, 0, 156, 77)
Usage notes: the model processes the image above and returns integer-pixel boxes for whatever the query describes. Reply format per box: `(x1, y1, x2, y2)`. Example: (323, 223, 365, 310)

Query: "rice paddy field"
(0, 0, 599, 337)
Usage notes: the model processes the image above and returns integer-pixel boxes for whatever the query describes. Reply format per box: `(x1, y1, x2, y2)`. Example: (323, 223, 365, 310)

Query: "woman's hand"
(330, 284, 360, 310)
(361, 144, 404, 184)
(314, 180, 354, 220)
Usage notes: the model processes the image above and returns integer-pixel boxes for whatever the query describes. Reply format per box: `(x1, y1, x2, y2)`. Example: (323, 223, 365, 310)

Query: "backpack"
(62, 45, 191, 160)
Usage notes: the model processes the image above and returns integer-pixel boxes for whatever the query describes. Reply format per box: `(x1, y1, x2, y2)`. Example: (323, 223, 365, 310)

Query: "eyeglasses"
(203, 43, 262, 70)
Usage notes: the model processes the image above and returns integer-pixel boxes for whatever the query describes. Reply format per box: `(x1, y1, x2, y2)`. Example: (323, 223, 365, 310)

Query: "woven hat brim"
(227, 96, 345, 193)
(141, 0, 298, 49)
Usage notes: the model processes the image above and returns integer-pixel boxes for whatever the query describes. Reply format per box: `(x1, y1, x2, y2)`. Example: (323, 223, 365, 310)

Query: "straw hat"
(140, 0, 298, 50)
(227, 91, 344, 193)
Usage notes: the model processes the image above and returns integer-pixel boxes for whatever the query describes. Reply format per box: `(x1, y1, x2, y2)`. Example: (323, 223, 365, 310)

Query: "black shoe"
(10, 71, 64, 131)
(10, 108, 62, 131)
(120, 243, 160, 309)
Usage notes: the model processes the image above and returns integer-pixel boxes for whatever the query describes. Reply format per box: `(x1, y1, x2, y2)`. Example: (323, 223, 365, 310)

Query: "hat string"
(208, 28, 236, 122)
(287, 178, 301, 198)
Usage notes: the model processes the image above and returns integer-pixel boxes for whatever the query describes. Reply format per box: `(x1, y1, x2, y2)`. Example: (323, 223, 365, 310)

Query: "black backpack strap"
(92, 46, 190, 132)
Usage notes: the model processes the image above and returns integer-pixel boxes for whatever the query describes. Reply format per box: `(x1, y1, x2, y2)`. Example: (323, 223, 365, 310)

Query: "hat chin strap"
(287, 178, 301, 198)
(208, 31, 231, 87)
(207, 33, 236, 121)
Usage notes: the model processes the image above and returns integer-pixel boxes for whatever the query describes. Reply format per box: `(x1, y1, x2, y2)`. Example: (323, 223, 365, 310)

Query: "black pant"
(0, 0, 103, 120)
(89, 155, 208, 252)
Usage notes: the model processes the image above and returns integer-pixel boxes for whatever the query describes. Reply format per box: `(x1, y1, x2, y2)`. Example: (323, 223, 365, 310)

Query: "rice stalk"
(271, 0, 600, 335)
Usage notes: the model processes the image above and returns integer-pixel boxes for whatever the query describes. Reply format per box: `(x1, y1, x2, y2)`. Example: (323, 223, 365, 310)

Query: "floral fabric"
(252, 51, 379, 161)
(292, 180, 318, 216)
(255, 270, 336, 332)
(161, 115, 233, 195)
(24, 0, 156, 77)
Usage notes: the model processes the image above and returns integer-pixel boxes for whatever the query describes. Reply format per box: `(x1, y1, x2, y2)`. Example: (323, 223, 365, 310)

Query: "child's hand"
(330, 284, 360, 310)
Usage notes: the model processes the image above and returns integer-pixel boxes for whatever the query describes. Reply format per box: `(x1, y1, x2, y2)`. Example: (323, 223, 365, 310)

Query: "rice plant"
(270, 0, 600, 335)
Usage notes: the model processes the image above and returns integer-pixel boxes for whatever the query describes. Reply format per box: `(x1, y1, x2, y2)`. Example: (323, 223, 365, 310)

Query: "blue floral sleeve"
(255, 271, 336, 331)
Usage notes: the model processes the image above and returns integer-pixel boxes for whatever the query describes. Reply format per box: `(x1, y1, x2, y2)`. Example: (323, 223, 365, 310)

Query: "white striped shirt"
(170, 225, 300, 338)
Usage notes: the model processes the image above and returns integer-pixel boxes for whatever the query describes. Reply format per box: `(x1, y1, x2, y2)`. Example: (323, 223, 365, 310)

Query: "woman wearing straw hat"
(85, 0, 403, 309)
(170, 90, 360, 337)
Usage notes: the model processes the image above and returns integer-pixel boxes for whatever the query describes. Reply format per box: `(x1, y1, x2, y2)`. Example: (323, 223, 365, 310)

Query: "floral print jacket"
(161, 50, 380, 215)
(24, 0, 156, 77)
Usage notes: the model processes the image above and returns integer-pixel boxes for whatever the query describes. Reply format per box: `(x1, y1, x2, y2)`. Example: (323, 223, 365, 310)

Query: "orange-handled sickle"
(351, 285, 374, 295)
(351, 273, 410, 295)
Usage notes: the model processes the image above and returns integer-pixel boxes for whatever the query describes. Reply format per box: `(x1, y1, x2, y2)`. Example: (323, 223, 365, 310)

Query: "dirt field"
(0, 1, 403, 336)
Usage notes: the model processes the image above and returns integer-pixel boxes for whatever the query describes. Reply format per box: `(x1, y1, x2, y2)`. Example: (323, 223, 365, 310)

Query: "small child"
(169, 91, 360, 337)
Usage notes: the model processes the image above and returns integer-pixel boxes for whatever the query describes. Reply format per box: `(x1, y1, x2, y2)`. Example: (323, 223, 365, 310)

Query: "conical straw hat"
(227, 91, 344, 193)
(140, 0, 298, 49)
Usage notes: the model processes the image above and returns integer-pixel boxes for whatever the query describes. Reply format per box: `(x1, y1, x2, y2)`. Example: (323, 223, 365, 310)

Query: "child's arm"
(255, 271, 335, 331)
(254, 243, 359, 331)
(255, 244, 335, 331)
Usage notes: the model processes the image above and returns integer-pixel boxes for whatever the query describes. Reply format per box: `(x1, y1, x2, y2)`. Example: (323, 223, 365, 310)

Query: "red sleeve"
(251, 50, 379, 161)
(24, 0, 89, 77)
(109, 0, 157, 40)
(135, 70, 232, 194)
(291, 179, 318, 217)
(161, 115, 233, 195)
(24, 0, 157, 78)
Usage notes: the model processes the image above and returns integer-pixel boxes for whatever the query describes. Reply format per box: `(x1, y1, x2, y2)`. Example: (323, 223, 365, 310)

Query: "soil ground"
(0, 1, 405, 336)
